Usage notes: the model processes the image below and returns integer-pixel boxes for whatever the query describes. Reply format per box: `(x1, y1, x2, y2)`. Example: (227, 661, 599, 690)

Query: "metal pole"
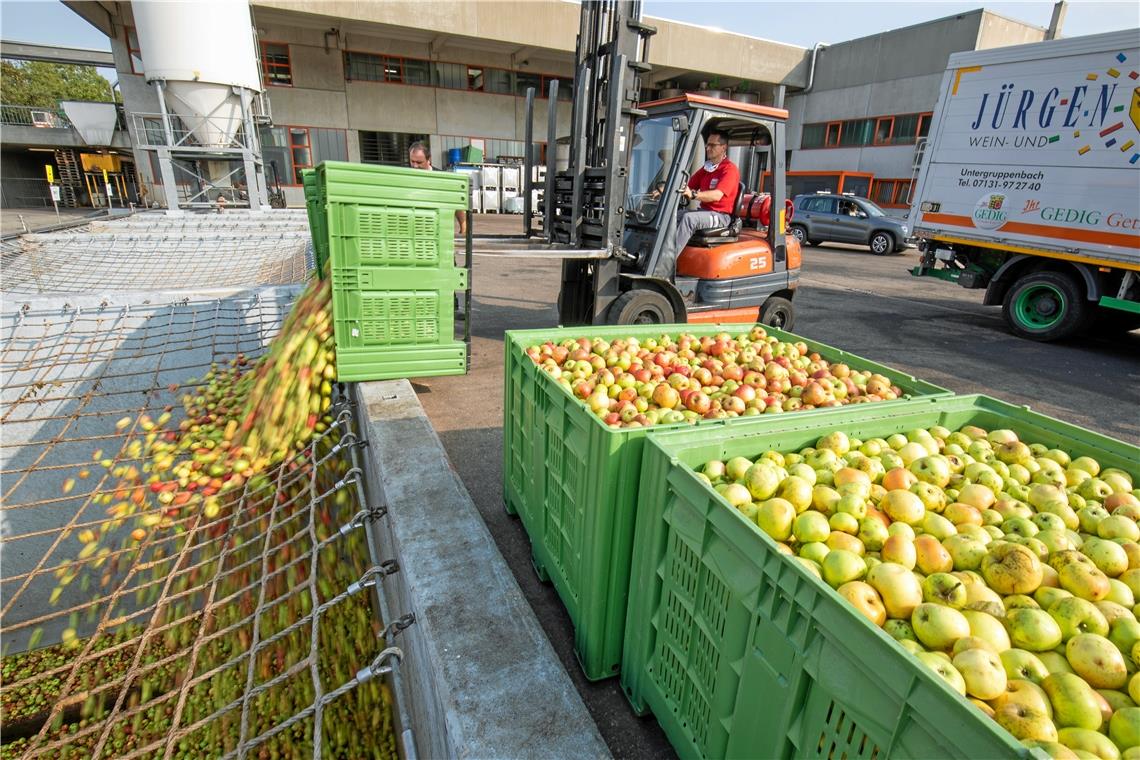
(522, 87, 535, 237)
(543, 79, 559, 241)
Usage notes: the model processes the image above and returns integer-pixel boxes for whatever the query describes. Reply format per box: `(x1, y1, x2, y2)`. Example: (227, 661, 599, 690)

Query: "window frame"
(125, 25, 143, 75)
(917, 112, 933, 140)
(288, 126, 312, 184)
(824, 122, 841, 148)
(260, 41, 293, 87)
(873, 116, 894, 146)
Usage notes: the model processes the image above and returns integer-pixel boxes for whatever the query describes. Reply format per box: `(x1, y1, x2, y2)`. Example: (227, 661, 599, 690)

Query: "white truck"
(909, 29, 1140, 340)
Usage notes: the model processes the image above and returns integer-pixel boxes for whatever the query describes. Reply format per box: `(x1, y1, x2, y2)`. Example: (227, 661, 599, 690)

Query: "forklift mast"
(545, 0, 655, 253)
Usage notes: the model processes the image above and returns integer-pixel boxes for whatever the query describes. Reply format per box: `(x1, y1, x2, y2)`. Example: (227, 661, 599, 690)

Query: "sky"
(1, 0, 1137, 79)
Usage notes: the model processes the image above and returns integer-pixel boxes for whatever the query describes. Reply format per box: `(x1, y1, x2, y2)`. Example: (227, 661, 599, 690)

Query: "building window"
(261, 42, 292, 86)
(838, 119, 873, 147)
(289, 127, 311, 183)
(800, 123, 826, 150)
(126, 26, 143, 74)
(873, 117, 893, 146)
(917, 113, 932, 139)
(359, 131, 429, 165)
(893, 179, 912, 205)
(404, 58, 431, 86)
(824, 122, 841, 148)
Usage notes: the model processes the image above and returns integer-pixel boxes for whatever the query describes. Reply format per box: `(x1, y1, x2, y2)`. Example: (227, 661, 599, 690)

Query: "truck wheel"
(869, 231, 894, 255)
(759, 296, 795, 331)
(1001, 271, 1088, 341)
(607, 289, 675, 325)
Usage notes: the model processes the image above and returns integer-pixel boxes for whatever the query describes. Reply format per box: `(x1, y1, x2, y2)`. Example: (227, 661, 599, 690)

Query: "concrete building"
(3, 2, 1056, 211)
(784, 10, 1047, 214)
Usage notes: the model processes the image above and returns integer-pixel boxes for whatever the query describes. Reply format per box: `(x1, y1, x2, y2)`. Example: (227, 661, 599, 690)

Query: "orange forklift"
(475, 0, 801, 328)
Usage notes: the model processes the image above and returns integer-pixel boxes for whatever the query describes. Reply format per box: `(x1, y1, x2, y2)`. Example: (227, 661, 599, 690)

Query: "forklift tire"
(1001, 270, 1088, 341)
(607, 289, 675, 325)
(759, 296, 795, 331)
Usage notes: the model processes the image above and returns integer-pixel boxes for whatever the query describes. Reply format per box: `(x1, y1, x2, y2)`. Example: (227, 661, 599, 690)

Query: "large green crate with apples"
(309, 162, 469, 382)
(622, 394, 1138, 760)
(502, 323, 950, 681)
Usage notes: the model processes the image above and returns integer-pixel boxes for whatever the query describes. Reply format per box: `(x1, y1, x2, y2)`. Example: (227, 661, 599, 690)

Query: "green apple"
(1096, 600, 1136, 626)
(910, 455, 951, 488)
(1036, 587, 1073, 610)
(1039, 650, 1077, 675)
(778, 475, 814, 513)
(821, 549, 866, 589)
(795, 557, 822, 578)
(755, 498, 796, 542)
(921, 572, 967, 609)
(1077, 505, 1111, 534)
(915, 651, 966, 694)
(996, 703, 1059, 743)
(1043, 672, 1104, 730)
(953, 647, 1007, 700)
(944, 535, 987, 572)
(912, 603, 970, 651)
(867, 562, 923, 620)
(963, 608, 1011, 652)
(1003, 516, 1040, 538)
(1066, 633, 1128, 689)
(1110, 707, 1140, 751)
(884, 618, 917, 642)
(1006, 608, 1063, 652)
(1070, 456, 1102, 477)
(910, 481, 947, 514)
(1084, 537, 1130, 577)
(787, 462, 817, 486)
(815, 430, 850, 456)
(1109, 578, 1137, 607)
(898, 638, 925, 655)
(1098, 688, 1136, 712)
(1101, 515, 1140, 543)
(1005, 594, 1041, 610)
(983, 542, 1043, 595)
(994, 678, 1054, 719)
(799, 541, 830, 566)
(1056, 727, 1119, 760)
(1037, 529, 1073, 555)
(1033, 511, 1068, 532)
(1058, 562, 1111, 603)
(793, 511, 830, 544)
(857, 517, 889, 552)
(882, 490, 925, 525)
(1001, 648, 1051, 684)
(811, 485, 841, 515)
(743, 462, 782, 500)
(1019, 740, 1078, 759)
(725, 456, 753, 481)
(829, 512, 859, 535)
(1049, 596, 1110, 640)
(1123, 570, 1140, 599)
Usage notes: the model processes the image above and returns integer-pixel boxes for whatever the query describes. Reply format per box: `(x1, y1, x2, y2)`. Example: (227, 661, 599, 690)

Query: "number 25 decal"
(749, 256, 768, 271)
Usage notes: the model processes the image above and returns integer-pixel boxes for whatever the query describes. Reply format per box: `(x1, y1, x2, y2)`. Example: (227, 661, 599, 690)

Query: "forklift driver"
(658, 129, 740, 277)
(408, 141, 467, 236)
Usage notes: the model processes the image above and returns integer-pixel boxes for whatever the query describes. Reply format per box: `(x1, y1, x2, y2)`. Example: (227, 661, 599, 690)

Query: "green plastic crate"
(312, 161, 469, 382)
(301, 169, 329, 275)
(502, 323, 951, 681)
(622, 394, 1138, 760)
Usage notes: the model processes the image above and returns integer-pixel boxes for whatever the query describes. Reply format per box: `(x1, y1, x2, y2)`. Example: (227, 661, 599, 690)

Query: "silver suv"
(790, 193, 911, 255)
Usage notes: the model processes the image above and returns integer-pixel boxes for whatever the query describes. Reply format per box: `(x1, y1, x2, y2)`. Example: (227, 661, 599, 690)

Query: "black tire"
(1001, 271, 1089, 341)
(869, 231, 894, 255)
(759, 296, 795, 331)
(607, 289, 675, 325)
(790, 225, 808, 245)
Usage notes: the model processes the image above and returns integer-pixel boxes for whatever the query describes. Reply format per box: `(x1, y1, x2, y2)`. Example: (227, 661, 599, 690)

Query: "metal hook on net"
(384, 613, 416, 641)
(337, 503, 389, 537)
(346, 560, 399, 595)
(355, 646, 403, 684)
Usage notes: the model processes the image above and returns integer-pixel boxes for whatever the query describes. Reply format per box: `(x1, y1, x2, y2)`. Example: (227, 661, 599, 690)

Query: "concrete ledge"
(356, 379, 609, 760)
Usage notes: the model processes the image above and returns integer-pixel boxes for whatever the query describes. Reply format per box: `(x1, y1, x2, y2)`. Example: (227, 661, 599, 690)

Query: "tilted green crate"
(312, 161, 468, 382)
(502, 323, 951, 680)
(301, 169, 329, 275)
(623, 394, 1138, 760)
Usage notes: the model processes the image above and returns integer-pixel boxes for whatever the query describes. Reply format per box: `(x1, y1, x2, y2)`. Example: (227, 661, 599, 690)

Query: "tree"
(0, 61, 116, 108)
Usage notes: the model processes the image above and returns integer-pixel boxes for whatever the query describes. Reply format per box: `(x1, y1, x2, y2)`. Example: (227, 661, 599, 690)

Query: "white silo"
(131, 0, 261, 147)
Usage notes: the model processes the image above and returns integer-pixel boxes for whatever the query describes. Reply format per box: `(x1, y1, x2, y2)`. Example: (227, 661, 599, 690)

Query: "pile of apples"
(700, 423, 1140, 759)
(522, 327, 904, 428)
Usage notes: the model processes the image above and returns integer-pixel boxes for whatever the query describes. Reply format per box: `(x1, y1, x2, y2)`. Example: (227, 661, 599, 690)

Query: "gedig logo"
(972, 193, 1009, 230)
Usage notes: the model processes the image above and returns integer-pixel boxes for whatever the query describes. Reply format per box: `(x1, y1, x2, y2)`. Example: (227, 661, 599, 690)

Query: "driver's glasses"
(706, 141, 725, 150)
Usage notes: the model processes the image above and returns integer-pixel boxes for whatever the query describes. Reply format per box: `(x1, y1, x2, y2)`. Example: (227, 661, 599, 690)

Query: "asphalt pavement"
(414, 214, 1140, 759)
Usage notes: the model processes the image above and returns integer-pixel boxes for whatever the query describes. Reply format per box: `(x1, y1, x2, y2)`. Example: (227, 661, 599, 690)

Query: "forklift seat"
(688, 181, 746, 247)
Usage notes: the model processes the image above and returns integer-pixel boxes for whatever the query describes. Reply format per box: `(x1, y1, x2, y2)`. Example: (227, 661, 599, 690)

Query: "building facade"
(33, 1, 1051, 211)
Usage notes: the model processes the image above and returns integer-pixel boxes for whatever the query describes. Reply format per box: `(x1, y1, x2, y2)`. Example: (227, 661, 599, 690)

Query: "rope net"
(1, 282, 399, 759)
(2, 212, 313, 295)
